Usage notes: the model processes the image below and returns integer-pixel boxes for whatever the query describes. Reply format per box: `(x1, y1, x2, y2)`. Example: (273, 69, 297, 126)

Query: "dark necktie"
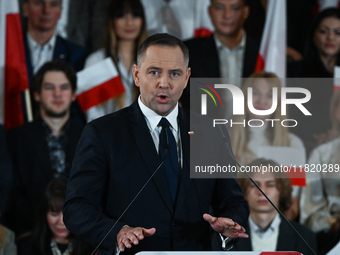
(158, 117, 179, 202)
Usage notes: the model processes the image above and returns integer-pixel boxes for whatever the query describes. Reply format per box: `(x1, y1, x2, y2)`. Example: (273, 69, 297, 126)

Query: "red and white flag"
(194, 0, 213, 38)
(76, 58, 125, 114)
(0, 0, 30, 130)
(314, 0, 340, 14)
(255, 0, 286, 78)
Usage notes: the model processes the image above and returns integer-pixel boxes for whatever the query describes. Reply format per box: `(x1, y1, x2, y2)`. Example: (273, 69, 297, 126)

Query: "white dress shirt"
(214, 32, 246, 119)
(27, 32, 57, 74)
(138, 96, 182, 167)
(249, 213, 281, 251)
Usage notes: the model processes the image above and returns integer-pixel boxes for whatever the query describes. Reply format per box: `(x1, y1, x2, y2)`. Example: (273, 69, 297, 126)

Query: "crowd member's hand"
(203, 213, 248, 238)
(117, 226, 156, 252)
(287, 46, 303, 62)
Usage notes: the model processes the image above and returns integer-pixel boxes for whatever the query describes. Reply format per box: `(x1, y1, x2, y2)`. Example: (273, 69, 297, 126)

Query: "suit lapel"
(203, 36, 220, 77)
(276, 220, 293, 251)
(129, 101, 174, 214)
(174, 108, 192, 216)
(23, 32, 34, 89)
(242, 36, 260, 78)
(53, 36, 69, 62)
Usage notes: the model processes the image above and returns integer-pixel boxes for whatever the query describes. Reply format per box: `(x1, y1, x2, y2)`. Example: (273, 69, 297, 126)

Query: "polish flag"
(313, 0, 340, 15)
(255, 0, 286, 78)
(76, 58, 125, 113)
(194, 0, 213, 38)
(0, 0, 31, 130)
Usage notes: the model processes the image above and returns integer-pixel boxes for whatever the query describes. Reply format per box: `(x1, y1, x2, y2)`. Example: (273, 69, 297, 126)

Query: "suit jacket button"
(172, 222, 176, 227)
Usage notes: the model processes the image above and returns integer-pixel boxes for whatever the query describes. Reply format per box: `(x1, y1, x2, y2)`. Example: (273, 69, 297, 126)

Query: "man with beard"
(5, 61, 83, 236)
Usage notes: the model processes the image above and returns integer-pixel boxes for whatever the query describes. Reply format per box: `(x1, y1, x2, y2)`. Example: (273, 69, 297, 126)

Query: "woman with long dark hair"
(84, 0, 148, 122)
(303, 7, 340, 78)
(17, 178, 92, 255)
(288, 8, 340, 152)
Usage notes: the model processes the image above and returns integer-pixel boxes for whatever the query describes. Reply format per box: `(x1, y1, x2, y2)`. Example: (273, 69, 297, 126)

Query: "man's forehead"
(140, 45, 186, 67)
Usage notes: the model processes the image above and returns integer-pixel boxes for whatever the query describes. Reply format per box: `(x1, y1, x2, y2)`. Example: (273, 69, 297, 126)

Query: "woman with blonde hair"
(229, 71, 304, 166)
(84, 0, 148, 121)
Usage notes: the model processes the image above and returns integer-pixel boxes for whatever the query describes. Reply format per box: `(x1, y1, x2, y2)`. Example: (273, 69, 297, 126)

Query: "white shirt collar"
(27, 31, 57, 50)
(249, 213, 281, 239)
(138, 95, 179, 132)
(214, 30, 246, 51)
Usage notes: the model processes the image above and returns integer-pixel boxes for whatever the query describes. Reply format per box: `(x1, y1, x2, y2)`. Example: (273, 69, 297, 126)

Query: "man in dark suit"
(22, 0, 87, 124)
(181, 0, 260, 113)
(63, 33, 249, 255)
(236, 159, 317, 254)
(5, 61, 83, 236)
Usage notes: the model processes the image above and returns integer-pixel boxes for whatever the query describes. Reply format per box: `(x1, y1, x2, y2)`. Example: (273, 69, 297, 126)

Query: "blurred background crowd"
(1, 0, 340, 254)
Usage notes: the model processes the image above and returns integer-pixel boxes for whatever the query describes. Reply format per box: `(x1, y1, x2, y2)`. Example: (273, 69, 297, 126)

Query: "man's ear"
(133, 64, 140, 88)
(243, 5, 250, 20)
(71, 92, 76, 102)
(33, 91, 40, 103)
(183, 67, 191, 90)
(22, 2, 29, 17)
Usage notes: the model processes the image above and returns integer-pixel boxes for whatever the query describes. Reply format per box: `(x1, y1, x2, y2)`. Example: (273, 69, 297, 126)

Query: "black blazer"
(5, 118, 83, 235)
(63, 101, 249, 255)
(181, 34, 260, 110)
(237, 218, 317, 254)
(184, 34, 260, 78)
(23, 34, 87, 87)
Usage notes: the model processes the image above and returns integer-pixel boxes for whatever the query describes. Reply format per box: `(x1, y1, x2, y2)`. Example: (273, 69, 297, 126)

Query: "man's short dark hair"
(33, 60, 77, 93)
(137, 33, 189, 67)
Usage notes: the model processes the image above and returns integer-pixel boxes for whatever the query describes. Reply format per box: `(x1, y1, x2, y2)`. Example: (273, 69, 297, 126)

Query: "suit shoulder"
(289, 220, 316, 237)
(245, 35, 261, 50)
(184, 36, 213, 51)
(89, 106, 130, 128)
(56, 36, 87, 55)
(7, 121, 39, 137)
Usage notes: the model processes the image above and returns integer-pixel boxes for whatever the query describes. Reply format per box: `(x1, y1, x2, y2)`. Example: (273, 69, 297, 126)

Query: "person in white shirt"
(22, 0, 87, 124)
(141, 0, 214, 40)
(84, 0, 148, 122)
(236, 158, 316, 254)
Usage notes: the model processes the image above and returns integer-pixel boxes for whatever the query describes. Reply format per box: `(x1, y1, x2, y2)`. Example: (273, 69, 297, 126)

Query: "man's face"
(23, 0, 61, 32)
(133, 45, 191, 116)
(34, 71, 76, 118)
(245, 171, 280, 214)
(209, 0, 249, 37)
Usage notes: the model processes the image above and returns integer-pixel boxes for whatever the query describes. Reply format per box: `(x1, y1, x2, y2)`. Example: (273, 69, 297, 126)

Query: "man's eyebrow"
(146, 66, 162, 72)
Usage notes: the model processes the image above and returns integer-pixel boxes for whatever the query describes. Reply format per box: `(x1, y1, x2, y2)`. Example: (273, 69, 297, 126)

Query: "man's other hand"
(117, 226, 156, 252)
(203, 213, 249, 239)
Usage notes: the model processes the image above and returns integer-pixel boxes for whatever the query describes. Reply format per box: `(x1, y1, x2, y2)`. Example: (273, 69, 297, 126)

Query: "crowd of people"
(1, 0, 340, 254)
